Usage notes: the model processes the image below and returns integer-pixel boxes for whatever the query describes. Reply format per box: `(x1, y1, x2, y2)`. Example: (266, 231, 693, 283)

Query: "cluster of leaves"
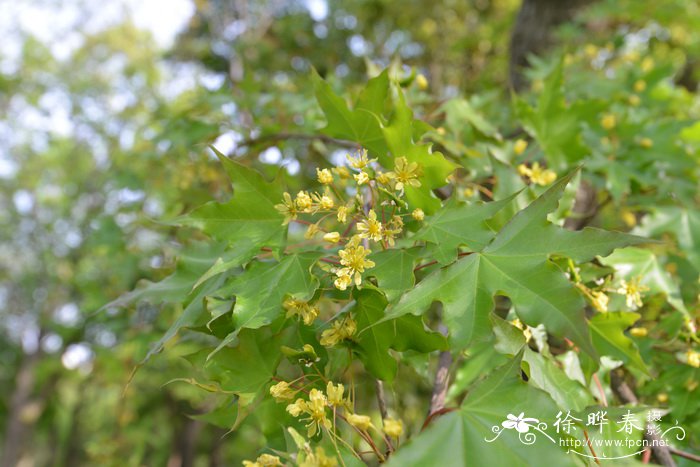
(117, 32, 700, 462)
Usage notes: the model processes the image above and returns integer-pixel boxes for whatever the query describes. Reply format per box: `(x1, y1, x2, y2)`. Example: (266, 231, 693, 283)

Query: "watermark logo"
(485, 409, 686, 460)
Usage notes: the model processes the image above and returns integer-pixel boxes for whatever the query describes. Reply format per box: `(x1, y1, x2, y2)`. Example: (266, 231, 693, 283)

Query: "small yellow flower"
(518, 162, 556, 186)
(317, 168, 333, 185)
(312, 193, 334, 211)
(284, 298, 319, 325)
(270, 381, 296, 401)
(296, 191, 314, 212)
(354, 171, 369, 185)
(243, 453, 283, 467)
(375, 171, 391, 185)
(333, 271, 352, 291)
(463, 187, 474, 197)
(639, 137, 653, 148)
(616, 277, 649, 309)
(337, 206, 348, 223)
(628, 94, 641, 106)
(629, 327, 648, 337)
(416, 73, 428, 90)
(286, 399, 306, 417)
(383, 418, 404, 438)
(388, 157, 422, 191)
(590, 291, 609, 312)
(601, 113, 616, 131)
(584, 44, 598, 59)
(334, 166, 351, 179)
(299, 447, 337, 467)
(326, 382, 345, 406)
(305, 223, 320, 239)
(334, 237, 375, 289)
(621, 209, 637, 227)
(436, 127, 446, 135)
(347, 413, 373, 430)
(382, 215, 403, 247)
(357, 210, 383, 242)
(657, 393, 669, 403)
(412, 208, 425, 221)
(305, 389, 331, 437)
(256, 454, 283, 466)
(275, 192, 298, 224)
(514, 139, 528, 155)
(320, 316, 357, 347)
(323, 232, 341, 243)
(634, 80, 646, 93)
(686, 350, 700, 368)
(641, 57, 654, 72)
(346, 149, 376, 169)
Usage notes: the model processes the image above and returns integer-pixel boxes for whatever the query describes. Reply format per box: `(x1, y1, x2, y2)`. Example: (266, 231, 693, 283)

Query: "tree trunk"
(509, 0, 594, 91)
(1, 351, 41, 467)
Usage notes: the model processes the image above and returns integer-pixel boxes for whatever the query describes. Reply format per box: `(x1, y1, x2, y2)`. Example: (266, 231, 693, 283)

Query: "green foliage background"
(1, 0, 700, 465)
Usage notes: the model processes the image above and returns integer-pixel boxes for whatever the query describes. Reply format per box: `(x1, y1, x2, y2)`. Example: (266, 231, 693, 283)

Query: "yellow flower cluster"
(285, 382, 347, 437)
(320, 316, 357, 347)
(275, 189, 336, 224)
(276, 147, 426, 293)
(517, 162, 557, 186)
(283, 298, 319, 325)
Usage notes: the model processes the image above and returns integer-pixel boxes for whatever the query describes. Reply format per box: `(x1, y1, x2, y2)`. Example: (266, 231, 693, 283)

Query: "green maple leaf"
(599, 247, 689, 317)
(634, 206, 700, 272)
(589, 312, 648, 374)
(414, 193, 518, 265)
(386, 356, 577, 466)
(178, 148, 285, 249)
(312, 69, 457, 213)
(385, 169, 646, 354)
(185, 327, 281, 395)
(382, 85, 458, 213)
(515, 59, 587, 171)
(311, 68, 388, 157)
(367, 248, 420, 302)
(208, 252, 321, 357)
(353, 288, 447, 382)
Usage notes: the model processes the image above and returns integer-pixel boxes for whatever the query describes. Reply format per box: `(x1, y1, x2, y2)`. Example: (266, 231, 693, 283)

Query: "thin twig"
(427, 325, 452, 420)
(374, 380, 395, 453)
(669, 447, 700, 463)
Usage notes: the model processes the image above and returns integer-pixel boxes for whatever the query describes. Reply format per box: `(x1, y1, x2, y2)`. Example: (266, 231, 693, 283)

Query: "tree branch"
(610, 370, 676, 467)
(235, 132, 357, 153)
(374, 379, 395, 453)
(427, 325, 452, 418)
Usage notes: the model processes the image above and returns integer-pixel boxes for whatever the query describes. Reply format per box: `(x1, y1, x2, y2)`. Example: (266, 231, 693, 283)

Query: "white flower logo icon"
(502, 413, 539, 433)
